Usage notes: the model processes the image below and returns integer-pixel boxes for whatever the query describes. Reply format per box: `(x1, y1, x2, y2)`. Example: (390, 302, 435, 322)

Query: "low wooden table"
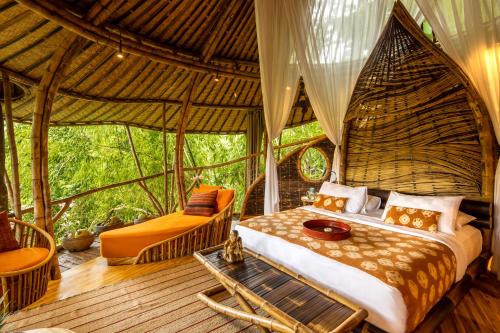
(194, 245, 367, 333)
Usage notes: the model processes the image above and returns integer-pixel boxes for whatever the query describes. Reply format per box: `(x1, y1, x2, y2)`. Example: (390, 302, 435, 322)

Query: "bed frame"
(364, 189, 491, 333)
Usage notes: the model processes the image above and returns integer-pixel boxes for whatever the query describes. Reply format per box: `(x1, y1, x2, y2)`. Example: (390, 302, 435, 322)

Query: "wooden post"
(32, 33, 81, 279)
(245, 110, 263, 188)
(2, 72, 22, 218)
(174, 72, 200, 210)
(125, 125, 164, 215)
(31, 0, 121, 279)
(162, 103, 169, 212)
(3, 172, 14, 210)
(0, 102, 8, 212)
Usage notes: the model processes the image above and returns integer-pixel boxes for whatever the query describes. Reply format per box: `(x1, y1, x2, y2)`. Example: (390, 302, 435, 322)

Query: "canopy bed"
(235, 2, 496, 333)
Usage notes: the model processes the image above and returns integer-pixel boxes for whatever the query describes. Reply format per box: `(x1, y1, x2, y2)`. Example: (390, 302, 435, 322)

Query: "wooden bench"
(194, 245, 367, 333)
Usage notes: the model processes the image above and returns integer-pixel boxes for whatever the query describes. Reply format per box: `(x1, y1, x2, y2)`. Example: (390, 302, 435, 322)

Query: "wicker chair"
(1, 219, 55, 312)
(106, 197, 235, 265)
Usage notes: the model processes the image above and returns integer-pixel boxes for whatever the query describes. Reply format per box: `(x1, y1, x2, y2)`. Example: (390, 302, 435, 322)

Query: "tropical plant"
(4, 122, 324, 243)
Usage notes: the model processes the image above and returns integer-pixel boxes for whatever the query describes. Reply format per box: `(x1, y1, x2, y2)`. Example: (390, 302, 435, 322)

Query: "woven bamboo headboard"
(340, 2, 496, 206)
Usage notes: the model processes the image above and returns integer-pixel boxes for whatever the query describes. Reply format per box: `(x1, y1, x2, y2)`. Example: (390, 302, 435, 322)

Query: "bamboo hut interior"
(0, 0, 499, 333)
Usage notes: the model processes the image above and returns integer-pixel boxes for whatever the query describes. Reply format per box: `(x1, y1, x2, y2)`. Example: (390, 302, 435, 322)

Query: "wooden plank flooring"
(21, 250, 500, 332)
(58, 239, 101, 273)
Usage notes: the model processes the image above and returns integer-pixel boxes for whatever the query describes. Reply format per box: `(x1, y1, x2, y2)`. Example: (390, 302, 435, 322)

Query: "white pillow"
(455, 211, 476, 230)
(319, 183, 367, 214)
(381, 191, 463, 235)
(363, 195, 382, 213)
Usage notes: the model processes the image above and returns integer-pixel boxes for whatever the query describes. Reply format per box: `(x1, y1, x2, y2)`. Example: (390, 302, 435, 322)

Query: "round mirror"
(298, 147, 330, 182)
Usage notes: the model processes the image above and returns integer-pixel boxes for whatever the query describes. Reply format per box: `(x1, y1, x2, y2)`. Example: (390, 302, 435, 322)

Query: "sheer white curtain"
(255, 0, 300, 214)
(417, 0, 500, 278)
(282, 0, 396, 181)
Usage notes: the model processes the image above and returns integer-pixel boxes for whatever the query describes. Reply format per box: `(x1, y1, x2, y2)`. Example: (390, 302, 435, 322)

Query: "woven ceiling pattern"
(0, 0, 316, 133)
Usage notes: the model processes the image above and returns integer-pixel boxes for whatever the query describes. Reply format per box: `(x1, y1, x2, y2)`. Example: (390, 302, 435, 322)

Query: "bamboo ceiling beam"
(0, 103, 8, 212)
(175, 72, 200, 210)
(31, 0, 124, 280)
(16, 0, 260, 81)
(200, 0, 236, 64)
(43, 0, 259, 70)
(0, 66, 261, 110)
(2, 72, 22, 219)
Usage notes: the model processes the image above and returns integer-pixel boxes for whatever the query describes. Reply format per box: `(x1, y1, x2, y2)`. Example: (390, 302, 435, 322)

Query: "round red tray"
(302, 219, 351, 241)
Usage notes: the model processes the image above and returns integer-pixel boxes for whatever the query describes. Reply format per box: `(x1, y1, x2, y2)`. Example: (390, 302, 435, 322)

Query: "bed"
(236, 199, 487, 333)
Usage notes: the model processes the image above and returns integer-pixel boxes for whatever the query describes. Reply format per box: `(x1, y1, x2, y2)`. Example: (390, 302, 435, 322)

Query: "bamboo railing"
(19, 135, 323, 218)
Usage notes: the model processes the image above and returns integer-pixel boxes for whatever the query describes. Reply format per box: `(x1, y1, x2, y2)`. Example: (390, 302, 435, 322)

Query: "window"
(298, 147, 331, 182)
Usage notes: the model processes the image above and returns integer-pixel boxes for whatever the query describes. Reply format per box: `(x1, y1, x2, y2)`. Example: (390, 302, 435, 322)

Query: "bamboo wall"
(241, 136, 335, 219)
(340, 3, 496, 203)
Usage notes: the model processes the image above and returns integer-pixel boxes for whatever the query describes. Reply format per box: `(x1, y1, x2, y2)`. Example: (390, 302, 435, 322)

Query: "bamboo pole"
(125, 125, 164, 215)
(15, 0, 260, 82)
(169, 156, 176, 213)
(2, 72, 22, 218)
(0, 101, 9, 211)
(175, 72, 200, 210)
(31, 0, 121, 280)
(32, 33, 82, 280)
(3, 172, 14, 210)
(162, 104, 169, 213)
(0, 67, 262, 110)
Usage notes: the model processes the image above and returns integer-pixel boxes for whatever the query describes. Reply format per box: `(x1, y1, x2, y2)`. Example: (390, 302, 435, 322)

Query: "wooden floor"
(58, 239, 101, 273)
(20, 250, 500, 332)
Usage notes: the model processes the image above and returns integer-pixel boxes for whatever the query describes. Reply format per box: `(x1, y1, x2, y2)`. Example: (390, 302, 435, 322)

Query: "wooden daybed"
(100, 196, 235, 265)
(0, 218, 55, 312)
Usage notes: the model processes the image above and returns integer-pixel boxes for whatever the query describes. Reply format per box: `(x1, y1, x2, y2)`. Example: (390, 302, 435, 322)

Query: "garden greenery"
(5, 121, 323, 243)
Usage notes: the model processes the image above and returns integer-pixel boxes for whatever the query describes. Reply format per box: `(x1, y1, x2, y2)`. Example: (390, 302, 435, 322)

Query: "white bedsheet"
(235, 206, 482, 333)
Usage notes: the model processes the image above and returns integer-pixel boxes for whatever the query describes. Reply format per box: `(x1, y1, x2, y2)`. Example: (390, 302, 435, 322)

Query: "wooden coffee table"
(194, 245, 367, 333)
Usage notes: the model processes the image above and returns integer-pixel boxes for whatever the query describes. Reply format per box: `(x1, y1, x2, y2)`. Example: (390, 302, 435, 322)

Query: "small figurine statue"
(223, 230, 244, 263)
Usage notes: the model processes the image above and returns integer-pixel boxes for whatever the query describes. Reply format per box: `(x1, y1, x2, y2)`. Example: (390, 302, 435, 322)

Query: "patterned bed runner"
(239, 208, 457, 332)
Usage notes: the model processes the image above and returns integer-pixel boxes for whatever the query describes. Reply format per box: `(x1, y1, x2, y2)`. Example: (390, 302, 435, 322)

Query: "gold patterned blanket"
(238, 208, 457, 332)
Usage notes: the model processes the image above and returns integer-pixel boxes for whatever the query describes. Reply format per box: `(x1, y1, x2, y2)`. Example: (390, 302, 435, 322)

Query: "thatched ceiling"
(0, 0, 316, 133)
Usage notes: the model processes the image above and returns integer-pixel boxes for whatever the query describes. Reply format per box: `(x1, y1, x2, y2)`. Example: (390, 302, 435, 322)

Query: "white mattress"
(235, 206, 482, 333)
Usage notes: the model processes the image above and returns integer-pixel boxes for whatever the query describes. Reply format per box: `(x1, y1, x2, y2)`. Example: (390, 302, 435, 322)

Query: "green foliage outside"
(4, 121, 323, 243)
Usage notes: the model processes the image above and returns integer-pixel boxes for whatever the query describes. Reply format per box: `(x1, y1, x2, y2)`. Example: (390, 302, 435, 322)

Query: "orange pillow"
(0, 211, 19, 252)
(313, 194, 348, 213)
(199, 184, 223, 191)
(194, 185, 234, 212)
(384, 205, 441, 232)
(215, 189, 234, 212)
(184, 190, 218, 216)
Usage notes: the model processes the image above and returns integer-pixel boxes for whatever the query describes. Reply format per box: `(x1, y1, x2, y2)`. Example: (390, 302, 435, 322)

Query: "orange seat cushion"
(99, 212, 212, 258)
(195, 185, 235, 212)
(0, 248, 49, 273)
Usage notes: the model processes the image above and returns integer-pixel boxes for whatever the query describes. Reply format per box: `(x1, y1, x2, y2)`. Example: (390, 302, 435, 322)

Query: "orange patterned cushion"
(313, 194, 348, 213)
(384, 206, 441, 232)
(0, 211, 19, 252)
(184, 190, 218, 216)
